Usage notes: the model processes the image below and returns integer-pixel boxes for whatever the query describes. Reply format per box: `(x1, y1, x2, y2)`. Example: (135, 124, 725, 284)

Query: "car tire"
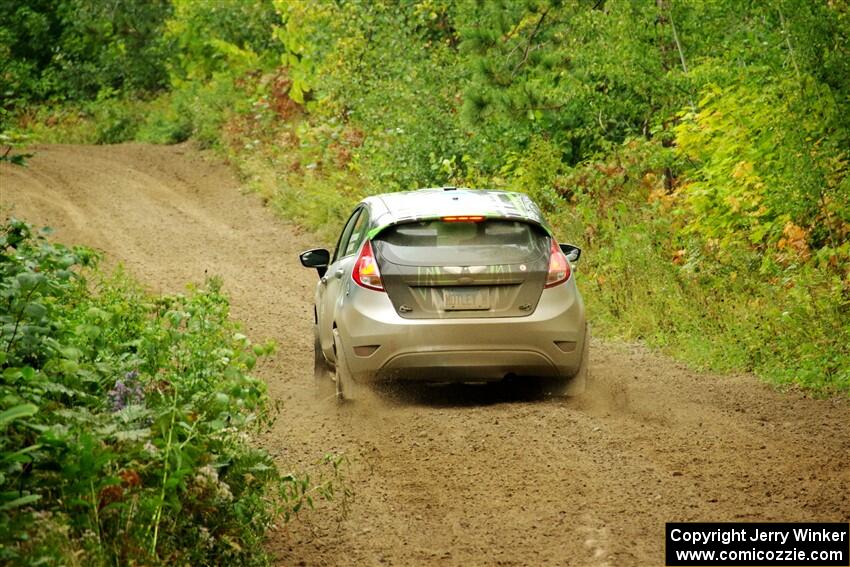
(332, 328, 361, 402)
(549, 324, 591, 397)
(314, 327, 336, 400)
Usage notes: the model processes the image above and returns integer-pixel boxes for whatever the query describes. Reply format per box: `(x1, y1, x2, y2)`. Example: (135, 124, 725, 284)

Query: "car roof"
(362, 187, 552, 238)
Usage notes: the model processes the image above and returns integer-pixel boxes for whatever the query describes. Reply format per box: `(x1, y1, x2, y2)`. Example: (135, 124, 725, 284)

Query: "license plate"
(443, 287, 490, 311)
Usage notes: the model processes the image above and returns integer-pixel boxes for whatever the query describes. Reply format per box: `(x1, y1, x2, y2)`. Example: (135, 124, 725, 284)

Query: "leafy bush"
(275, 0, 470, 190)
(549, 140, 850, 392)
(0, 0, 172, 108)
(20, 100, 144, 145)
(0, 219, 341, 565)
(167, 0, 280, 84)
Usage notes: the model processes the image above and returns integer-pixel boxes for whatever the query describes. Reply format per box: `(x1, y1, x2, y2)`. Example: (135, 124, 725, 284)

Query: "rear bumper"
(336, 279, 586, 383)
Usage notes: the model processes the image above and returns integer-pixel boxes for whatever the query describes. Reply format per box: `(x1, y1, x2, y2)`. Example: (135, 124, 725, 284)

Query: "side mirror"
(299, 248, 330, 277)
(559, 243, 582, 263)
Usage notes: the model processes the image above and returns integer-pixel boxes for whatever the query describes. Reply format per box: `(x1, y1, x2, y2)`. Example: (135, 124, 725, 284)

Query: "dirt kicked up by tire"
(3, 143, 848, 567)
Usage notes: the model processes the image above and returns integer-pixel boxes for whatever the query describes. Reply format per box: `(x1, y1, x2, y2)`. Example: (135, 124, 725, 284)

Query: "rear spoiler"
(366, 214, 555, 240)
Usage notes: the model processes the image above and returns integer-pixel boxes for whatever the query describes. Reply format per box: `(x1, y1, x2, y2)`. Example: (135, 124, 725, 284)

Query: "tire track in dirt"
(3, 144, 848, 567)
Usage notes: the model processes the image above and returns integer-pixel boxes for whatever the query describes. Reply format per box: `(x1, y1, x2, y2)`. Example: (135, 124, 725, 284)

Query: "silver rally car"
(299, 187, 588, 400)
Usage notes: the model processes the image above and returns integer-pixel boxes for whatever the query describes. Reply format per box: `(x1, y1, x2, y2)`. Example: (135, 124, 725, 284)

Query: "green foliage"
(457, 0, 689, 167)
(167, 0, 280, 84)
(502, 136, 565, 212)
(550, 141, 849, 392)
(0, 0, 172, 108)
(0, 219, 344, 565)
(675, 74, 850, 256)
(275, 0, 470, 190)
(143, 0, 283, 149)
(22, 99, 159, 145)
(24, 1, 281, 147)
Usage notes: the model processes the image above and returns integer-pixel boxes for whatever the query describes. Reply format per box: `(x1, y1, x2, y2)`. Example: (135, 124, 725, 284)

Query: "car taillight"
(352, 240, 385, 291)
(545, 238, 571, 288)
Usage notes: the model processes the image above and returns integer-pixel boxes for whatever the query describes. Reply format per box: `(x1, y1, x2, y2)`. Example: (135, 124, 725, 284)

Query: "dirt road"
(2, 144, 848, 566)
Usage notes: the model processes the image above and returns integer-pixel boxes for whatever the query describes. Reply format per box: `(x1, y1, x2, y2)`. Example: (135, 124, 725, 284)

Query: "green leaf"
(2, 444, 42, 464)
(16, 272, 44, 291)
(114, 428, 151, 442)
(0, 493, 41, 511)
(3, 367, 23, 381)
(23, 303, 47, 319)
(114, 404, 152, 424)
(0, 403, 38, 429)
(41, 381, 79, 397)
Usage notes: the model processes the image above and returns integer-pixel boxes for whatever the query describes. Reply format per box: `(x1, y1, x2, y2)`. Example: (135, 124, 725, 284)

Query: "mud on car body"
(299, 187, 588, 400)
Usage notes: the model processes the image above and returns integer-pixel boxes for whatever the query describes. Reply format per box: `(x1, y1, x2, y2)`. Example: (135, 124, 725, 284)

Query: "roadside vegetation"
(0, 218, 345, 565)
(2, 0, 847, 403)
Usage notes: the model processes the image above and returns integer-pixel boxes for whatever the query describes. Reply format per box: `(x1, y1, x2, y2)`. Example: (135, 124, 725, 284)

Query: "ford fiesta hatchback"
(299, 188, 588, 400)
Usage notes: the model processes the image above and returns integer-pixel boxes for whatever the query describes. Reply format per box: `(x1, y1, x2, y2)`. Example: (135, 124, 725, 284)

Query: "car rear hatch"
(372, 218, 550, 319)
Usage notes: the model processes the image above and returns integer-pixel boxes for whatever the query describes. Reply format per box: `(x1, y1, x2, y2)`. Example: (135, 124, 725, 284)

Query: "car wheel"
(549, 324, 591, 397)
(332, 328, 361, 401)
(314, 327, 336, 399)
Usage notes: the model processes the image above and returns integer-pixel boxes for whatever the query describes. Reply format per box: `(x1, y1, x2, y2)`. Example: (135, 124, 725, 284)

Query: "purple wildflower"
(108, 370, 145, 411)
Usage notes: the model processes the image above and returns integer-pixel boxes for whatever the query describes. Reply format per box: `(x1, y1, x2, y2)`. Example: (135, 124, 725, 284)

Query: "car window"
(333, 208, 362, 263)
(342, 209, 369, 257)
(374, 219, 548, 266)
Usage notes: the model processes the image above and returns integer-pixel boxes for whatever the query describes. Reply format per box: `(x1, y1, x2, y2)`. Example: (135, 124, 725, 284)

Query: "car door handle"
(334, 268, 345, 279)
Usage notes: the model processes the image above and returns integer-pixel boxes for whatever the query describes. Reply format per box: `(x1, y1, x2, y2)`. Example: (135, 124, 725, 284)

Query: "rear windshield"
(375, 219, 548, 266)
